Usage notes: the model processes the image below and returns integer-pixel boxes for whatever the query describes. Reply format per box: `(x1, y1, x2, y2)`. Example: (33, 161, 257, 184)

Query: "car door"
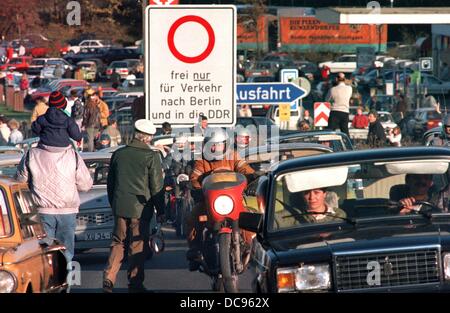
(11, 186, 49, 292)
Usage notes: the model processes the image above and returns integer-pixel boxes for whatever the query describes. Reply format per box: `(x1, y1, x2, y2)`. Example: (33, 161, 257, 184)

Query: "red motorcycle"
(197, 171, 255, 293)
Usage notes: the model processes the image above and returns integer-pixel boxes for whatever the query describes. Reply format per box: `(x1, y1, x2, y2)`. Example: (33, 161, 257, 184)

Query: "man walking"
(103, 119, 165, 293)
(367, 110, 387, 148)
(15, 140, 93, 262)
(326, 72, 353, 136)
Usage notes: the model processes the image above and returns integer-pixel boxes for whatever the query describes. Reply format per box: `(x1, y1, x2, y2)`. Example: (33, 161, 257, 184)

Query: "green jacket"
(107, 138, 165, 219)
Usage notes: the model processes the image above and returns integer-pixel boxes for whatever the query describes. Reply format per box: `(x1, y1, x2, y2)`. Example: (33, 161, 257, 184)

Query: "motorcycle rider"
(186, 128, 258, 270)
(430, 113, 450, 146)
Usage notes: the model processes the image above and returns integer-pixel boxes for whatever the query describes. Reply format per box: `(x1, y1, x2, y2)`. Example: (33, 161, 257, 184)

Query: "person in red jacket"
(352, 107, 369, 129)
(321, 65, 330, 81)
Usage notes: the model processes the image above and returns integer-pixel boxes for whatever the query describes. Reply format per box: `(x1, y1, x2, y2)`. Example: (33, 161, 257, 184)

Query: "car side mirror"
(21, 213, 41, 226)
(239, 212, 263, 233)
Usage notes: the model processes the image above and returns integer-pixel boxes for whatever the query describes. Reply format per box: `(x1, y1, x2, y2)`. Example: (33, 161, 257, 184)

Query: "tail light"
(213, 195, 234, 216)
(120, 69, 128, 74)
(106, 69, 112, 75)
(263, 105, 270, 110)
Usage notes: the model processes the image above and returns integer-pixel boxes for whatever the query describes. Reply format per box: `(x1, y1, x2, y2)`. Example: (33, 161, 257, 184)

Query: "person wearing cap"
(326, 72, 353, 136)
(85, 88, 109, 127)
(32, 91, 82, 148)
(82, 89, 103, 152)
(16, 110, 93, 262)
(103, 119, 165, 293)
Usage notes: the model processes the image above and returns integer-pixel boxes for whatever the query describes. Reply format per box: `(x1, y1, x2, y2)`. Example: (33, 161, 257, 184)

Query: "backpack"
(71, 98, 84, 120)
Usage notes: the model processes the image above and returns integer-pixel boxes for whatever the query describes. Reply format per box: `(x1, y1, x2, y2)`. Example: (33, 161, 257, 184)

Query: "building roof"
(316, 7, 450, 24)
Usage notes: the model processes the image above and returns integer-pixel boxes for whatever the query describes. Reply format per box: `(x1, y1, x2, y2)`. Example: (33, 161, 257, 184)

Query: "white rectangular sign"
(145, 5, 236, 127)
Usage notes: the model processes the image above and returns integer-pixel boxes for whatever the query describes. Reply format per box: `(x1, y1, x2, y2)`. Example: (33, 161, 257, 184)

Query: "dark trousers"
(327, 110, 349, 136)
(103, 216, 150, 288)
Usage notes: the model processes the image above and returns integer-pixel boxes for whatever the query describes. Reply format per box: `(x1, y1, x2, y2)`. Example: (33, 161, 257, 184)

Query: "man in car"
(390, 174, 449, 214)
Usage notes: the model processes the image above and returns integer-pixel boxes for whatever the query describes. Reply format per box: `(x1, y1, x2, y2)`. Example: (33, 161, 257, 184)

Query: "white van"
(266, 105, 301, 130)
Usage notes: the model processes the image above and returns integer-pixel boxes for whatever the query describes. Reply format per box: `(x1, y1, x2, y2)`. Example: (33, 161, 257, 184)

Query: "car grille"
(334, 248, 440, 291)
(76, 212, 114, 227)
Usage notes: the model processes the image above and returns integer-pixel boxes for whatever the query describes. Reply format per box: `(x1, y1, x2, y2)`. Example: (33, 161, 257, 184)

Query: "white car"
(319, 54, 383, 73)
(68, 40, 111, 54)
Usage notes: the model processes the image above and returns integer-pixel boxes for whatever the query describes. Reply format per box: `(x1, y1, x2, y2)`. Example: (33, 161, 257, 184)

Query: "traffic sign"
(149, 0, 179, 5)
(314, 102, 331, 127)
(236, 83, 307, 105)
(145, 5, 236, 127)
(419, 57, 433, 72)
(281, 69, 299, 110)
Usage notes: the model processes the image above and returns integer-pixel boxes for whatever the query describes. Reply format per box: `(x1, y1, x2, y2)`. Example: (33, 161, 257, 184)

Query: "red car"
(0, 56, 33, 72)
(31, 79, 89, 101)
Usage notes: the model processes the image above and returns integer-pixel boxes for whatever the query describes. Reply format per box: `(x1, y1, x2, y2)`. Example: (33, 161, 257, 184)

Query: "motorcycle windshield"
(202, 172, 247, 191)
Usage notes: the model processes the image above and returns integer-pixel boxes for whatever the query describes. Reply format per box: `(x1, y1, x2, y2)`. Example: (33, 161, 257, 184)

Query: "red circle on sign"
(167, 15, 215, 64)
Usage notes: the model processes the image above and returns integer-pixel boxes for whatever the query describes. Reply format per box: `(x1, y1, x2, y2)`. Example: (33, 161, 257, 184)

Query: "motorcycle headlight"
(0, 270, 17, 293)
(277, 264, 331, 292)
(443, 253, 450, 280)
(213, 195, 234, 216)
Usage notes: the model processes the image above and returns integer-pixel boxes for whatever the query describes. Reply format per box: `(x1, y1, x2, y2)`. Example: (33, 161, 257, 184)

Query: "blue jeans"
(40, 213, 77, 261)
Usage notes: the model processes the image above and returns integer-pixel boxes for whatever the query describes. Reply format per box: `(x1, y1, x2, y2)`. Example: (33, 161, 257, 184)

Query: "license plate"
(84, 231, 112, 241)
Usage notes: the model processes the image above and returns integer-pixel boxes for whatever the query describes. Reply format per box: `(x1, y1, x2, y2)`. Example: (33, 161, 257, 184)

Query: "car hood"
(269, 222, 450, 264)
(79, 185, 110, 210)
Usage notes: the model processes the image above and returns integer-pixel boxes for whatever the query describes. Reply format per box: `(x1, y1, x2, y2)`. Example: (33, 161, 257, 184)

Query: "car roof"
(272, 147, 450, 177)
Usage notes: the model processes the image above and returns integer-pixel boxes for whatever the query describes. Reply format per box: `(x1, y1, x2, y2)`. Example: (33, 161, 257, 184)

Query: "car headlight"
(443, 253, 450, 280)
(277, 264, 331, 292)
(0, 270, 17, 293)
(213, 195, 234, 216)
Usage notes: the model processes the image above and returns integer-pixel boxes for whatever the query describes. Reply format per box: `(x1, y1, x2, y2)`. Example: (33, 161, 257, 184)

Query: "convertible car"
(240, 147, 450, 293)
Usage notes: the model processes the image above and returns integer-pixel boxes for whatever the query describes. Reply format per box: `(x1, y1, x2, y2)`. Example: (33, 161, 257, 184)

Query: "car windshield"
(428, 111, 442, 120)
(31, 59, 46, 66)
(9, 58, 22, 64)
(111, 62, 127, 68)
(0, 187, 13, 238)
(47, 60, 62, 66)
(269, 159, 450, 232)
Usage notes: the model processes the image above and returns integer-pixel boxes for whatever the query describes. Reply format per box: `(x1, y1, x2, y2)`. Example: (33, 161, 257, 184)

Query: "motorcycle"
(196, 171, 255, 293)
(175, 173, 194, 238)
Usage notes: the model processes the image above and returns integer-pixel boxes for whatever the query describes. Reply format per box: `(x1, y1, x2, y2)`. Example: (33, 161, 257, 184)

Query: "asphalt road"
(71, 226, 253, 293)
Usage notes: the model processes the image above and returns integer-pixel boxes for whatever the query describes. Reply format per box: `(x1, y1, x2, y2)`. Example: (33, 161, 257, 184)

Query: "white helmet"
(203, 128, 229, 160)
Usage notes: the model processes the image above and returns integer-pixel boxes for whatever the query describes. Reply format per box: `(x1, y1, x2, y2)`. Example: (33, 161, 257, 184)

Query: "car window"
(9, 58, 22, 64)
(47, 60, 62, 66)
(31, 59, 46, 66)
(14, 189, 44, 239)
(111, 62, 127, 68)
(0, 188, 13, 238)
(85, 160, 110, 185)
(269, 160, 450, 232)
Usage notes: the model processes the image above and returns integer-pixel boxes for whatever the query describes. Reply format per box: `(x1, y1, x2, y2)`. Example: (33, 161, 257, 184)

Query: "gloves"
(246, 179, 259, 197)
(191, 188, 204, 203)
